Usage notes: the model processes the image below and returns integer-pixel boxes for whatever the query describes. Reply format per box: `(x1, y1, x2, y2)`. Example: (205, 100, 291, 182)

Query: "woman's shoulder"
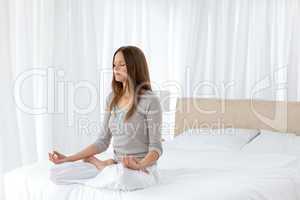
(139, 90, 159, 101)
(106, 91, 113, 100)
(105, 91, 114, 106)
(138, 90, 161, 110)
(139, 89, 155, 96)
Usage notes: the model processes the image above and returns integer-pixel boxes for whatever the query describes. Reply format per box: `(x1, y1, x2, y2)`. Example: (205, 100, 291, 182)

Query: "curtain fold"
(1, 0, 300, 199)
(168, 0, 300, 100)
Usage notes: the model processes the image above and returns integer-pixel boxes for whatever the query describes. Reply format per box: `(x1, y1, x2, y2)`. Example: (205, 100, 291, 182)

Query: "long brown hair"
(109, 46, 152, 121)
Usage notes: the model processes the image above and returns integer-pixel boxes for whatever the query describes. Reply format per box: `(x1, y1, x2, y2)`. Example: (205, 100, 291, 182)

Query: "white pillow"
(163, 128, 260, 151)
(287, 137, 300, 156)
(260, 129, 296, 137)
(241, 129, 296, 154)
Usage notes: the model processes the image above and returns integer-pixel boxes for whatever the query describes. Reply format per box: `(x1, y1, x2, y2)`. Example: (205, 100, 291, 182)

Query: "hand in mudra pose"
(121, 156, 149, 174)
(49, 150, 149, 174)
(48, 150, 116, 170)
(83, 156, 148, 173)
(48, 151, 68, 164)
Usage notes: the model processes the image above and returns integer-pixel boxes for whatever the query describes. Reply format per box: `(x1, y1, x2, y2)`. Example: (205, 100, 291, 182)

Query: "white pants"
(49, 161, 160, 191)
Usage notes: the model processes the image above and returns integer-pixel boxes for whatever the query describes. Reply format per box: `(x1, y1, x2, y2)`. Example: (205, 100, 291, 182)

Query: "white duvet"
(4, 147, 300, 200)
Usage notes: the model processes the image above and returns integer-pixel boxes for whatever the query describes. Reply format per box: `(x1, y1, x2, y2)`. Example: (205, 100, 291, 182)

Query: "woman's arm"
(143, 94, 163, 166)
(122, 150, 159, 170)
(49, 93, 113, 164)
(122, 94, 163, 170)
(65, 144, 100, 162)
(49, 144, 101, 164)
(139, 150, 160, 168)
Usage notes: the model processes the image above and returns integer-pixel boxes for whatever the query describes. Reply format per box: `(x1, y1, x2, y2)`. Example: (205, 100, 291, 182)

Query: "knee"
(49, 163, 72, 184)
(49, 168, 61, 184)
(49, 165, 62, 184)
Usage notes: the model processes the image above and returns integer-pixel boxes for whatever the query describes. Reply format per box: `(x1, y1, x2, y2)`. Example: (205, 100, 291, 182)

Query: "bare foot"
(84, 156, 116, 170)
(104, 158, 117, 165)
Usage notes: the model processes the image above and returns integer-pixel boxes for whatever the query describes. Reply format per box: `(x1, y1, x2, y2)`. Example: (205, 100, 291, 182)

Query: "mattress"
(4, 146, 300, 200)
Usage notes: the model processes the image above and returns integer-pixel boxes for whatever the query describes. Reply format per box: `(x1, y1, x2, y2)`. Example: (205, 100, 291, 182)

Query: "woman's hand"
(121, 156, 149, 174)
(48, 150, 69, 164)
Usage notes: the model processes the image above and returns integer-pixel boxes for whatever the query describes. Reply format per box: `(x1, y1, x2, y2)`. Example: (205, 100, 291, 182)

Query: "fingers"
(52, 151, 61, 159)
(48, 151, 65, 164)
(53, 150, 60, 155)
(53, 150, 63, 158)
(48, 153, 53, 162)
(48, 152, 56, 161)
(122, 156, 142, 170)
(52, 151, 58, 159)
(128, 156, 137, 163)
(48, 151, 56, 159)
(127, 157, 133, 165)
(121, 157, 126, 166)
(50, 150, 66, 159)
(122, 156, 129, 167)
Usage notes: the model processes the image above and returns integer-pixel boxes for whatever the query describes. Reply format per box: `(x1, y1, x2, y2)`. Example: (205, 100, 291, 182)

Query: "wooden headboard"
(174, 98, 300, 136)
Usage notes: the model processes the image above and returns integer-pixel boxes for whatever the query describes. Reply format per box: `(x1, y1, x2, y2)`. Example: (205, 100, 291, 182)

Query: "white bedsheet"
(4, 148, 300, 200)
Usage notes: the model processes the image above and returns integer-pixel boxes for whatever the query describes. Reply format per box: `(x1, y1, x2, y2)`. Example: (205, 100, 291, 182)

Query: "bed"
(4, 98, 300, 200)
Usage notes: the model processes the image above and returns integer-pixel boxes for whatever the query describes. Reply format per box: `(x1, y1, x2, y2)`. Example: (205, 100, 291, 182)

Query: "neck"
(122, 81, 131, 98)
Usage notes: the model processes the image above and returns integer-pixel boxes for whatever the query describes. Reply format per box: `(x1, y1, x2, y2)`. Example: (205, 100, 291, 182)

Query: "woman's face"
(113, 51, 128, 83)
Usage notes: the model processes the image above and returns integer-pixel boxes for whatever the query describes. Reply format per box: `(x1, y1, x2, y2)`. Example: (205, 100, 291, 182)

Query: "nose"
(114, 71, 124, 76)
(114, 66, 123, 72)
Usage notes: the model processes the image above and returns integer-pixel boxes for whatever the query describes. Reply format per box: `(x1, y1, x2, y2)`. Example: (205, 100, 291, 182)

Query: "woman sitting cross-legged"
(48, 45, 163, 191)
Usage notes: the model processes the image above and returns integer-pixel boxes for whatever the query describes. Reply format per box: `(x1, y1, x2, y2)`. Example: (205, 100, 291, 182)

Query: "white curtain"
(0, 0, 170, 199)
(1, 0, 300, 199)
(169, 0, 300, 100)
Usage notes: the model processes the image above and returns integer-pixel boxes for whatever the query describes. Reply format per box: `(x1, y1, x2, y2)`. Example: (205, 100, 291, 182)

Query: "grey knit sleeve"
(93, 92, 113, 153)
(145, 95, 163, 157)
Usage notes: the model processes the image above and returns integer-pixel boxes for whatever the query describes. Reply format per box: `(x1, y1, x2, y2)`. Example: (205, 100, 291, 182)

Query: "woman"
(49, 46, 163, 190)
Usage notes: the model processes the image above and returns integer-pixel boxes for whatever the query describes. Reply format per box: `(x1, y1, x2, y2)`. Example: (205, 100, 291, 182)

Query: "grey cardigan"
(93, 90, 163, 162)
